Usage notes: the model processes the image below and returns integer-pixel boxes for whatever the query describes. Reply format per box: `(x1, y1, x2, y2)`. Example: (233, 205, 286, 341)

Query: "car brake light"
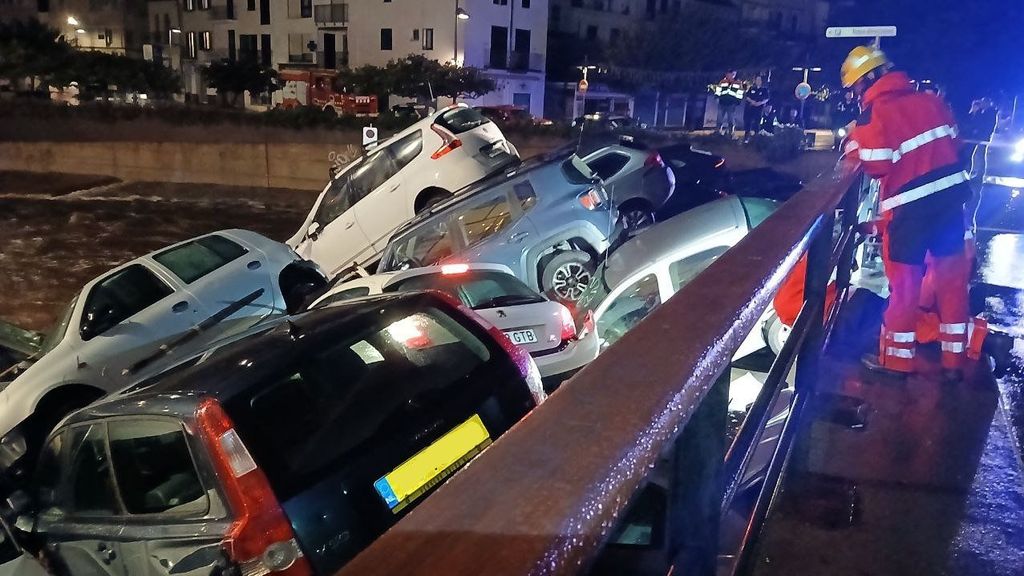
(578, 188, 604, 210)
(430, 124, 462, 159)
(196, 398, 313, 576)
(558, 304, 577, 341)
(645, 151, 665, 168)
(441, 263, 470, 275)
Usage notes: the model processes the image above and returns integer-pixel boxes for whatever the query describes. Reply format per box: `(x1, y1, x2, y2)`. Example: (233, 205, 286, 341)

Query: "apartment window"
(200, 31, 212, 50)
(228, 29, 236, 60)
(586, 25, 598, 40)
(288, 0, 312, 18)
(422, 28, 433, 50)
(247, 0, 255, 10)
(260, 0, 270, 24)
(184, 0, 196, 11)
(380, 28, 392, 50)
(260, 33, 271, 66)
(522, 0, 530, 7)
(199, 0, 211, 9)
(186, 31, 197, 59)
(493, 0, 508, 4)
(227, 0, 235, 19)
(289, 33, 314, 62)
(412, 29, 419, 41)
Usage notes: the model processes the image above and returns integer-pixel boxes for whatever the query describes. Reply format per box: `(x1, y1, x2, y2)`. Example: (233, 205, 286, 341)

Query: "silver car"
(581, 141, 675, 232)
(309, 263, 599, 388)
(377, 151, 619, 302)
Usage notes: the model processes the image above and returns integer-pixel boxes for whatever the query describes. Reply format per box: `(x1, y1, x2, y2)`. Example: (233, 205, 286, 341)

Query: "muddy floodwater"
(0, 172, 318, 332)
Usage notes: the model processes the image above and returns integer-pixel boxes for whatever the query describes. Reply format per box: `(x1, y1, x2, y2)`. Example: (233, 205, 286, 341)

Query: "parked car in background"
(289, 104, 520, 277)
(310, 263, 599, 389)
(581, 143, 675, 232)
(377, 151, 617, 302)
(9, 292, 544, 576)
(656, 142, 729, 218)
(576, 196, 782, 357)
(0, 230, 326, 478)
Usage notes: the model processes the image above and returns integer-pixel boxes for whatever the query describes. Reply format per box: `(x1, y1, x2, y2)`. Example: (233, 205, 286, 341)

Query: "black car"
(10, 292, 544, 576)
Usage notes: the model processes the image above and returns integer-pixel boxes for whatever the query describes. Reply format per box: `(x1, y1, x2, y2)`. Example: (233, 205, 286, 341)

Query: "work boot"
(860, 353, 908, 380)
(983, 331, 1015, 377)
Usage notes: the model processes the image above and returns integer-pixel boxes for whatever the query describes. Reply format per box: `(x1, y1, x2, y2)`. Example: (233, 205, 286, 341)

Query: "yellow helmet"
(841, 46, 891, 88)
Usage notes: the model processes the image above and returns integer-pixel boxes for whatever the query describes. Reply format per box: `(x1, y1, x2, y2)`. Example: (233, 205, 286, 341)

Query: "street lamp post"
(454, 1, 470, 65)
(792, 66, 821, 129)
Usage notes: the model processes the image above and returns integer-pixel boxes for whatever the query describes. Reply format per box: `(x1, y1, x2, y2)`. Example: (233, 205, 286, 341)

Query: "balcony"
(509, 51, 545, 72)
(288, 52, 315, 64)
(314, 2, 348, 27)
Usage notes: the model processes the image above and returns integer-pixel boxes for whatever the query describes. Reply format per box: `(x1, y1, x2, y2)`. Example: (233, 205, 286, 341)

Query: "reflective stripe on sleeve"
(859, 148, 894, 162)
(941, 342, 966, 354)
(940, 323, 968, 335)
(880, 171, 969, 212)
(888, 331, 916, 343)
(886, 347, 915, 359)
(891, 125, 958, 163)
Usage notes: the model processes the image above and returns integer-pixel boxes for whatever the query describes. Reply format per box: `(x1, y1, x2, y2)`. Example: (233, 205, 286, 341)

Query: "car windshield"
(40, 295, 78, 355)
(386, 270, 546, 309)
(380, 217, 456, 272)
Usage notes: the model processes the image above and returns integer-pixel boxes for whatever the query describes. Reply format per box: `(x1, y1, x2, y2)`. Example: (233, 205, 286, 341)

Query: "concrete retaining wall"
(0, 138, 566, 192)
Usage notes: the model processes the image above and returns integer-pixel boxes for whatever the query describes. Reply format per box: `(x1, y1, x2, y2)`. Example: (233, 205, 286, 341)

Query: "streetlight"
(792, 66, 822, 129)
(67, 16, 80, 26)
(454, 1, 470, 65)
(75, 28, 85, 34)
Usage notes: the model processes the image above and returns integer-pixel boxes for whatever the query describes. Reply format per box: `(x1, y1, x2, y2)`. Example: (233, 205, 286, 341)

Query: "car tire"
(620, 202, 656, 234)
(763, 314, 791, 357)
(415, 190, 452, 214)
(542, 251, 595, 303)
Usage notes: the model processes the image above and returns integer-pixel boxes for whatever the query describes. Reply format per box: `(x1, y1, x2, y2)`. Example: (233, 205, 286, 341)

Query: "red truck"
(276, 68, 378, 116)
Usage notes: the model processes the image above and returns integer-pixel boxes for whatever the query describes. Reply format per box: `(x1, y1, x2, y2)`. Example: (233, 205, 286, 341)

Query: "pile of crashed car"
(0, 105, 787, 576)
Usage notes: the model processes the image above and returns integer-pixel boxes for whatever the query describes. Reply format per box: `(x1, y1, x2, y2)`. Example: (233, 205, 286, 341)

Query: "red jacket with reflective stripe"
(845, 72, 966, 213)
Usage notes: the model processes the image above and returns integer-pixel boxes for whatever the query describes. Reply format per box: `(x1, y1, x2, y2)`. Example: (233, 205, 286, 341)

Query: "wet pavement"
(0, 172, 316, 332)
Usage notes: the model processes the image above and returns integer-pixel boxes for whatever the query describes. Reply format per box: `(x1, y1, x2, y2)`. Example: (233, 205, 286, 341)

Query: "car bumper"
(643, 167, 676, 210)
(532, 328, 600, 384)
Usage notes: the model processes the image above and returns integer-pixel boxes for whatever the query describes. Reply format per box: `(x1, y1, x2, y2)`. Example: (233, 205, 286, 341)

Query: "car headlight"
(1012, 139, 1024, 163)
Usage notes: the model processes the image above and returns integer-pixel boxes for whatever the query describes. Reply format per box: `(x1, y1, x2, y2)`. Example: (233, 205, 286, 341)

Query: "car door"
(77, 263, 200, 389)
(305, 167, 375, 276)
(149, 234, 276, 345)
(34, 424, 130, 576)
(105, 418, 227, 576)
(353, 130, 422, 253)
(456, 182, 538, 277)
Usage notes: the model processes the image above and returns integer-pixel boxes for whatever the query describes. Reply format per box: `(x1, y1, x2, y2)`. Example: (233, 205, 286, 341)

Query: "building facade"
(34, 0, 149, 56)
(0, 0, 40, 23)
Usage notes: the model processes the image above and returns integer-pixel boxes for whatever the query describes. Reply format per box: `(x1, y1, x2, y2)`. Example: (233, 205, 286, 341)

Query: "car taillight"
(430, 124, 462, 159)
(453, 302, 546, 405)
(196, 398, 312, 576)
(645, 151, 665, 168)
(578, 187, 605, 210)
(441, 263, 469, 275)
(558, 303, 577, 341)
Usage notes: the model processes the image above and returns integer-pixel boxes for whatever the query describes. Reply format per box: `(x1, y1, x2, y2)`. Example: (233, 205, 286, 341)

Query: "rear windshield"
(738, 197, 780, 229)
(561, 154, 596, 185)
(386, 270, 545, 309)
(381, 217, 457, 271)
(224, 305, 494, 499)
(435, 106, 492, 134)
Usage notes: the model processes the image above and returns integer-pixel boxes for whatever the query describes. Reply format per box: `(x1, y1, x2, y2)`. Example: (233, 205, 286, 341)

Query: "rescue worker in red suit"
(840, 46, 973, 381)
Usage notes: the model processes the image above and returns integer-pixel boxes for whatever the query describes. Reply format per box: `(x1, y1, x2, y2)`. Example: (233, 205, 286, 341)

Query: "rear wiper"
(473, 295, 544, 309)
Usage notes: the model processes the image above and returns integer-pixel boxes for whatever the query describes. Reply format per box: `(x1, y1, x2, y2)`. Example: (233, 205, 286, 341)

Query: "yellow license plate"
(373, 414, 492, 514)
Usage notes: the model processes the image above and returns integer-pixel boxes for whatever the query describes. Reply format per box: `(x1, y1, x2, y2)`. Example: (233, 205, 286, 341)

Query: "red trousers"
(881, 234, 971, 372)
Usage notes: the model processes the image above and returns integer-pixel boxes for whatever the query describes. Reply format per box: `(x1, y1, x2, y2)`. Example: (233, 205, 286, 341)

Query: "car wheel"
(542, 251, 595, 302)
(763, 314, 791, 356)
(620, 203, 656, 234)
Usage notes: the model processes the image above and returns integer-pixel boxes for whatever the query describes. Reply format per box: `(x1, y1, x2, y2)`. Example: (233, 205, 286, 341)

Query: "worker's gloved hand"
(857, 221, 879, 237)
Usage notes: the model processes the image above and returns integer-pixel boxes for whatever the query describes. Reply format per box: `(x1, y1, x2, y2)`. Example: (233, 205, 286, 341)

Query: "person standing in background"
(743, 75, 770, 143)
(714, 70, 744, 137)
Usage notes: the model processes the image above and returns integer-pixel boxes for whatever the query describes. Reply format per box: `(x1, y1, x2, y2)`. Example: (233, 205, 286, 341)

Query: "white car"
(289, 104, 520, 277)
(579, 196, 782, 358)
(310, 263, 599, 387)
(0, 230, 327, 475)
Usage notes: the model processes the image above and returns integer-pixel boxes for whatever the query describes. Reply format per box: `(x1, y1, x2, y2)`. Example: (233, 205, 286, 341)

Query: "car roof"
(315, 263, 518, 307)
(66, 292, 452, 423)
(602, 197, 749, 289)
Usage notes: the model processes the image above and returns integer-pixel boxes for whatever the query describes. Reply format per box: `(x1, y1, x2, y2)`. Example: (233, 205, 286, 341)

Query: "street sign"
(795, 82, 813, 101)
(578, 78, 589, 93)
(362, 126, 378, 147)
(825, 26, 897, 39)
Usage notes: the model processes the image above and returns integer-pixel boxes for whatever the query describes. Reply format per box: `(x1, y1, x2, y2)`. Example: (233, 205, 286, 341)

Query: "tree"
(0, 19, 72, 90)
(334, 55, 495, 104)
(52, 51, 180, 98)
(202, 58, 279, 107)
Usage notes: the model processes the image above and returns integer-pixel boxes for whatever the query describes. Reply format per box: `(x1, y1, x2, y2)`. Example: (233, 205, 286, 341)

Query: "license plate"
(373, 415, 491, 514)
(485, 142, 505, 158)
(504, 329, 538, 345)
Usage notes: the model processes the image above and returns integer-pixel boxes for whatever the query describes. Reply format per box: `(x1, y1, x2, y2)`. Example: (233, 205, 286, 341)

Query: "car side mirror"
(80, 305, 117, 340)
(307, 221, 321, 241)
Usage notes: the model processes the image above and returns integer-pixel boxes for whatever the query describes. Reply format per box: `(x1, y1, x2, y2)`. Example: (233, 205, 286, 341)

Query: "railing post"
(795, 212, 833, 397)
(836, 181, 860, 291)
(668, 368, 730, 575)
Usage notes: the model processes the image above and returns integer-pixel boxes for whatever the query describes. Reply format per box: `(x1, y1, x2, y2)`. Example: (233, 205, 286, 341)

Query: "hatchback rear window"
(435, 107, 491, 134)
(387, 270, 545, 309)
(154, 235, 248, 284)
(224, 306, 493, 499)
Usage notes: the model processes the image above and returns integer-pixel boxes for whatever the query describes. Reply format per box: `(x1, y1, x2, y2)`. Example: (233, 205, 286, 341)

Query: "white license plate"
(504, 329, 537, 345)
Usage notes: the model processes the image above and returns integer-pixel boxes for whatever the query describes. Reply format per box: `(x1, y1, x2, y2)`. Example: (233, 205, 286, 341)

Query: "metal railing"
(314, 2, 349, 25)
(336, 168, 866, 576)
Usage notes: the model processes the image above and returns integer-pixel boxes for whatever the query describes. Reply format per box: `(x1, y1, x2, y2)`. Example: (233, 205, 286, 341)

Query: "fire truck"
(274, 68, 378, 116)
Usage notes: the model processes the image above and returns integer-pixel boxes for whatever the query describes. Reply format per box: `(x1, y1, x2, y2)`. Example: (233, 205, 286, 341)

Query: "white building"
(28, 0, 150, 57)
(155, 0, 547, 115)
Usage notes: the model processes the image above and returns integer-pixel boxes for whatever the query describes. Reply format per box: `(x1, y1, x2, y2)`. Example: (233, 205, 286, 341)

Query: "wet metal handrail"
(338, 171, 862, 576)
